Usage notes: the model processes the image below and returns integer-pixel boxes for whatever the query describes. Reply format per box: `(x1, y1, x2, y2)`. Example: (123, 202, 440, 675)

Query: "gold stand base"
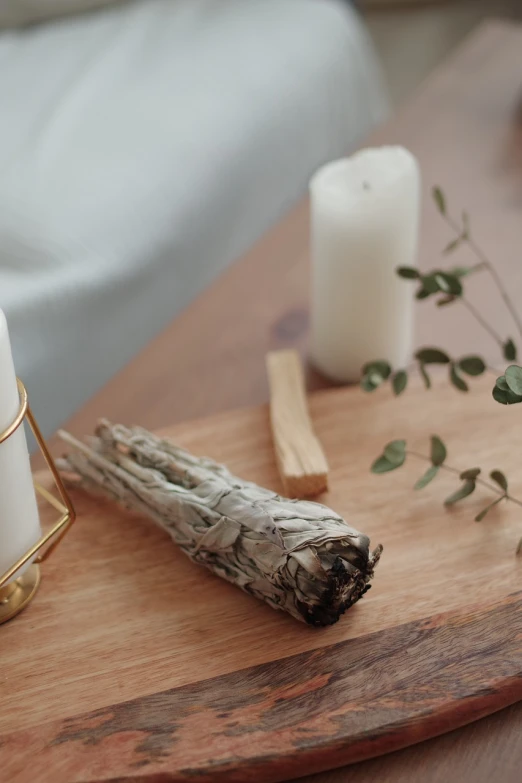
(0, 564, 41, 625)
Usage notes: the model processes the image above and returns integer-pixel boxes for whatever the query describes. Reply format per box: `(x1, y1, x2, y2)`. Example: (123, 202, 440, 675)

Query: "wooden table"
(57, 20, 522, 783)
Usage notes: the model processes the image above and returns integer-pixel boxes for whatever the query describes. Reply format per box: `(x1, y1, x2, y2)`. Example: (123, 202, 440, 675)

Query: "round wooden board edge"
(3, 591, 522, 783)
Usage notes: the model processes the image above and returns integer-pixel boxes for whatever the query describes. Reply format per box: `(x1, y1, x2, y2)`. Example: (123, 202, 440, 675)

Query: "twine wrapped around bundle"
(58, 422, 382, 626)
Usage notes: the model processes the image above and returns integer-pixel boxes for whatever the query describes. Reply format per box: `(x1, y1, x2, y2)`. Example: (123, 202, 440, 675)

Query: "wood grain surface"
(5, 375, 522, 781)
(3, 595, 521, 783)
(28, 18, 522, 783)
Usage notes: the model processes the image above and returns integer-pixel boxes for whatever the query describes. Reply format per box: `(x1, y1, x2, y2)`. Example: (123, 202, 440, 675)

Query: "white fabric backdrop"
(0, 0, 388, 437)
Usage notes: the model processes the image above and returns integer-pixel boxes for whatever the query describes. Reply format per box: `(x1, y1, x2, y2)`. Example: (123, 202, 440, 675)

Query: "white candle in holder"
(0, 310, 41, 581)
(310, 146, 420, 382)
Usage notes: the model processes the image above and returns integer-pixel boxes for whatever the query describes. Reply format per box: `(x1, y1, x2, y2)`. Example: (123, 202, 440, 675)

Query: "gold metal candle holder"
(0, 379, 76, 624)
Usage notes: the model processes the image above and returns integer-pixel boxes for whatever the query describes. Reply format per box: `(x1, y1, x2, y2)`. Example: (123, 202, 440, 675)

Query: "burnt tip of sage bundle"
(297, 545, 382, 627)
(57, 422, 382, 627)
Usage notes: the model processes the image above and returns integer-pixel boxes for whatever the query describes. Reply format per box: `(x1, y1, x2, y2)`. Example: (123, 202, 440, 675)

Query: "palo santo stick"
(266, 350, 328, 497)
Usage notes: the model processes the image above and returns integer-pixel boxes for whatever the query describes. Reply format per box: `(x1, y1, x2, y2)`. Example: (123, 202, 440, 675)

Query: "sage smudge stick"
(57, 422, 382, 627)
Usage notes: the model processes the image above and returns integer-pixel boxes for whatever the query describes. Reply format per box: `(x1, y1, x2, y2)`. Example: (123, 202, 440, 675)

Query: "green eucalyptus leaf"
(450, 363, 469, 392)
(415, 348, 450, 364)
(434, 272, 463, 295)
(360, 375, 378, 392)
(419, 363, 431, 389)
(432, 186, 446, 215)
(495, 376, 510, 392)
(458, 356, 486, 376)
(437, 295, 457, 307)
(505, 365, 522, 395)
(492, 386, 522, 405)
(392, 370, 408, 396)
(383, 440, 406, 467)
(444, 480, 476, 506)
(493, 386, 509, 404)
(503, 339, 517, 362)
(443, 237, 462, 255)
(369, 373, 385, 387)
(493, 375, 522, 405)
(362, 360, 392, 380)
(442, 272, 463, 294)
(420, 274, 441, 294)
(361, 373, 383, 391)
(505, 388, 522, 404)
(396, 266, 420, 279)
(451, 266, 472, 278)
(415, 273, 442, 300)
(430, 435, 447, 466)
(414, 465, 439, 490)
(490, 470, 508, 492)
(460, 468, 481, 480)
(475, 496, 504, 522)
(474, 507, 489, 523)
(371, 455, 397, 474)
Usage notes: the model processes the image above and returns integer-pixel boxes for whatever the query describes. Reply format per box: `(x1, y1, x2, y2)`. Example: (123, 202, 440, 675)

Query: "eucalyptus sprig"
(493, 365, 522, 405)
(361, 349, 486, 396)
(396, 260, 515, 361)
(432, 186, 522, 340)
(360, 186, 522, 404)
(365, 187, 522, 553)
(371, 436, 522, 552)
(397, 262, 469, 301)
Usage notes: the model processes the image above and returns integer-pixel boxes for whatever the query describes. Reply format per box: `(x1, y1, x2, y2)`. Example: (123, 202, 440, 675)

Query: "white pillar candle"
(0, 310, 41, 582)
(310, 146, 421, 382)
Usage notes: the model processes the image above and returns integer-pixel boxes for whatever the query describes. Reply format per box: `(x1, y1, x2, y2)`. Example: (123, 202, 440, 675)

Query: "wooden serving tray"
(3, 378, 522, 782)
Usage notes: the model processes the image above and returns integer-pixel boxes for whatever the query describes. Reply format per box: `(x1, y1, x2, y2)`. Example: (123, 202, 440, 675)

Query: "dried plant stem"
(445, 212, 522, 339)
(484, 261, 522, 339)
(407, 450, 522, 508)
(460, 296, 504, 349)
